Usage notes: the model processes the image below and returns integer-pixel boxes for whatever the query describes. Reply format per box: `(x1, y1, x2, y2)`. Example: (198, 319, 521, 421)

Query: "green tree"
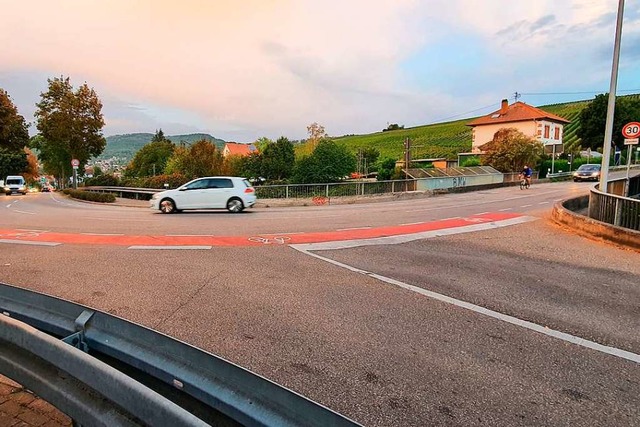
(0, 149, 27, 180)
(33, 76, 106, 182)
(165, 139, 223, 179)
(293, 139, 356, 183)
(577, 93, 640, 151)
(253, 137, 272, 152)
(125, 139, 176, 177)
(376, 157, 397, 181)
(261, 136, 295, 181)
(151, 129, 169, 143)
(93, 164, 103, 176)
(481, 128, 543, 172)
(0, 89, 30, 153)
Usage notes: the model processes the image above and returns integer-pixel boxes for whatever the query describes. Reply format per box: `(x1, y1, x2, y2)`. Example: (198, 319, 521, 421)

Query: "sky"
(1, 0, 639, 142)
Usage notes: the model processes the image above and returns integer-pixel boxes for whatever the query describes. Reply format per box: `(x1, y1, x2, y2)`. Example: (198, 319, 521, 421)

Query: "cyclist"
(521, 165, 533, 186)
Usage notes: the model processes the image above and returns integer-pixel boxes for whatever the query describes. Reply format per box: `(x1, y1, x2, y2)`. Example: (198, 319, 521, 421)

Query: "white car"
(150, 176, 256, 214)
(4, 175, 27, 195)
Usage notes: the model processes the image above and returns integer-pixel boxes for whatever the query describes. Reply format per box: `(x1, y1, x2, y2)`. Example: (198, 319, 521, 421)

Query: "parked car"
(572, 164, 601, 182)
(3, 175, 27, 195)
(150, 176, 256, 214)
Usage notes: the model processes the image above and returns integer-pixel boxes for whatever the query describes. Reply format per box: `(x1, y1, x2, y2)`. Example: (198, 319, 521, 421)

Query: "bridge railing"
(589, 176, 640, 231)
(0, 283, 360, 427)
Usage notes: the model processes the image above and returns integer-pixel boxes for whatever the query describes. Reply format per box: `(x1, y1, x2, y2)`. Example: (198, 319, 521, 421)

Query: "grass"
(323, 94, 640, 161)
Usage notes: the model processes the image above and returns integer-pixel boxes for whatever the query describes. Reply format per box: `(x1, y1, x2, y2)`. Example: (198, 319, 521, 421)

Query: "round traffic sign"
(71, 159, 80, 167)
(622, 122, 640, 138)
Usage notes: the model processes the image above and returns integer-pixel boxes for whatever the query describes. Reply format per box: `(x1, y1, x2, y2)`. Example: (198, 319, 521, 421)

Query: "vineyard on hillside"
(330, 94, 639, 161)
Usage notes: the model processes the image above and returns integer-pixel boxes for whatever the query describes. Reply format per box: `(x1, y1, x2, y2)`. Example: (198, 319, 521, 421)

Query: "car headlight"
(573, 172, 578, 176)
(591, 172, 599, 177)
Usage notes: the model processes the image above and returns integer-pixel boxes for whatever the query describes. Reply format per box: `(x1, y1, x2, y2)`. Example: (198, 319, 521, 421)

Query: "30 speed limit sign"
(622, 122, 640, 138)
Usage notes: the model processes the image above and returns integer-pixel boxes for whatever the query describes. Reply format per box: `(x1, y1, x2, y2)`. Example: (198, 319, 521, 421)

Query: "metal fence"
(254, 179, 417, 199)
(589, 176, 640, 231)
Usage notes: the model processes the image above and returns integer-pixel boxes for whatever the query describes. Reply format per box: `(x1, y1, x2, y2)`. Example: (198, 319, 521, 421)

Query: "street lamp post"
(599, 0, 625, 192)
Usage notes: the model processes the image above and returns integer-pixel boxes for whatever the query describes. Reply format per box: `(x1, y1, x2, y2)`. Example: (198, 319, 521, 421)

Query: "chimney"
(500, 99, 509, 115)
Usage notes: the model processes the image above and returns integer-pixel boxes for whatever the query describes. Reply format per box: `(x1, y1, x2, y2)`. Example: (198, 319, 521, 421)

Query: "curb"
(551, 196, 640, 252)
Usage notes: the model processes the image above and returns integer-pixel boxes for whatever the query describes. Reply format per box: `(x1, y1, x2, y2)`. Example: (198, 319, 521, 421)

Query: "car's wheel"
(160, 198, 177, 214)
(573, 178, 578, 182)
(226, 197, 244, 213)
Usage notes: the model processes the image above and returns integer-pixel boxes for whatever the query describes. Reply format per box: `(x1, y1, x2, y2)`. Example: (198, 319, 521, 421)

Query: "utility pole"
(404, 138, 411, 180)
(600, 0, 625, 193)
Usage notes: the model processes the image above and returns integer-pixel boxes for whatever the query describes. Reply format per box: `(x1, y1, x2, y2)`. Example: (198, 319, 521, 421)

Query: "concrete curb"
(551, 196, 640, 252)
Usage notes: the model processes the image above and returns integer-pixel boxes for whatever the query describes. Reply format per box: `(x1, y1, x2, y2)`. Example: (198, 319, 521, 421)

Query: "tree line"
(1, 74, 639, 188)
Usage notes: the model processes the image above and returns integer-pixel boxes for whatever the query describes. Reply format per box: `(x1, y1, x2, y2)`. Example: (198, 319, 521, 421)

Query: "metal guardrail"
(589, 176, 640, 231)
(0, 283, 360, 427)
(546, 171, 572, 179)
(84, 186, 160, 200)
(255, 179, 417, 199)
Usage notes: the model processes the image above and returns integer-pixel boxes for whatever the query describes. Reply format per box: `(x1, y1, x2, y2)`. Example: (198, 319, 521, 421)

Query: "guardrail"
(0, 283, 360, 427)
(84, 186, 160, 200)
(589, 176, 640, 231)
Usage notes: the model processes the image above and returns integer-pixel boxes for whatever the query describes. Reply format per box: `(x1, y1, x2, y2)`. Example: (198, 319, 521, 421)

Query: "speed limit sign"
(622, 122, 640, 138)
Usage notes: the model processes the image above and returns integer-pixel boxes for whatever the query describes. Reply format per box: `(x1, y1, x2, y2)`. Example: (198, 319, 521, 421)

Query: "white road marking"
(292, 216, 537, 251)
(400, 222, 424, 226)
(165, 234, 215, 237)
(404, 189, 565, 213)
(538, 202, 549, 205)
(475, 211, 489, 215)
(521, 204, 532, 208)
(81, 233, 125, 236)
(293, 249, 640, 365)
(0, 239, 61, 247)
(498, 208, 512, 212)
(13, 210, 36, 215)
(128, 245, 212, 250)
(16, 229, 48, 232)
(337, 226, 372, 231)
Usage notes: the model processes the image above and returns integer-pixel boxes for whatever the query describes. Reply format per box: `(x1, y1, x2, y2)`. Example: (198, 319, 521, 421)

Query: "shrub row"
(63, 188, 116, 203)
(83, 173, 188, 189)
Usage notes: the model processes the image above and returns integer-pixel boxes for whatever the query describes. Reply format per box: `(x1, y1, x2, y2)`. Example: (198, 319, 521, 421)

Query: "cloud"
(0, 0, 638, 141)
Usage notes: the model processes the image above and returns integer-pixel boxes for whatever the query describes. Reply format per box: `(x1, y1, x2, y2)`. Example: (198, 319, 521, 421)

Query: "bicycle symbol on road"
(0, 231, 44, 240)
(248, 236, 292, 245)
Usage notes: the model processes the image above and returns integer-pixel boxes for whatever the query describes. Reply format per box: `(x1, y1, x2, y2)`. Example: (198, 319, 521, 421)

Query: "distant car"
(150, 176, 256, 214)
(573, 164, 601, 182)
(41, 185, 52, 192)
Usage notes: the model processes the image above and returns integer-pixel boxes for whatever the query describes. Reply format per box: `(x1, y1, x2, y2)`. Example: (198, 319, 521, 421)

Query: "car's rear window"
(243, 179, 252, 187)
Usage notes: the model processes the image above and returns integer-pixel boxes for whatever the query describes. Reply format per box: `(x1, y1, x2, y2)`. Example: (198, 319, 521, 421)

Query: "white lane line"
(521, 204, 533, 208)
(0, 239, 61, 247)
(292, 216, 537, 252)
(337, 226, 372, 231)
(400, 222, 424, 226)
(538, 201, 549, 205)
(13, 210, 36, 215)
(293, 250, 640, 365)
(498, 208, 512, 212)
(128, 245, 212, 250)
(475, 211, 490, 215)
(16, 229, 48, 232)
(165, 234, 215, 237)
(441, 216, 461, 221)
(81, 233, 125, 236)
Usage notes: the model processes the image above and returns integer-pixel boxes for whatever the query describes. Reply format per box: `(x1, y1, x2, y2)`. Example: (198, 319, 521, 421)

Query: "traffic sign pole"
(622, 124, 640, 196)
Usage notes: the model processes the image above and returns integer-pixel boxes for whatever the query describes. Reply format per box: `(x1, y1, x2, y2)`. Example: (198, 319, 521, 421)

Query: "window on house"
(544, 125, 550, 139)
(554, 127, 560, 140)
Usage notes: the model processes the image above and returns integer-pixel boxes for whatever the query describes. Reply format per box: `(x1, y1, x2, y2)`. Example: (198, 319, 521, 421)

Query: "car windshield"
(6, 179, 22, 185)
(578, 165, 600, 171)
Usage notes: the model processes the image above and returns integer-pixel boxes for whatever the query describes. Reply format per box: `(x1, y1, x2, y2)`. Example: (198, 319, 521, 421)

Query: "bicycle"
(519, 174, 531, 190)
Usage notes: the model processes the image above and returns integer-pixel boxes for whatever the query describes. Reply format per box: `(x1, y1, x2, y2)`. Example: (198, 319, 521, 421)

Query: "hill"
(98, 133, 225, 162)
(330, 94, 640, 161)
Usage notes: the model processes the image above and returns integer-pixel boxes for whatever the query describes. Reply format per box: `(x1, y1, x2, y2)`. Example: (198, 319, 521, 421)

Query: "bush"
(83, 173, 120, 187)
(63, 188, 116, 203)
(461, 157, 481, 167)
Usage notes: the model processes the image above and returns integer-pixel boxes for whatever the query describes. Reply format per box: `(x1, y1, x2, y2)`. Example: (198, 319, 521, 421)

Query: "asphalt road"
(0, 180, 638, 426)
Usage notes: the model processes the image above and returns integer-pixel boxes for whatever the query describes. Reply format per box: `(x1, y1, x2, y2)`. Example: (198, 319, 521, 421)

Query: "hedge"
(63, 188, 116, 203)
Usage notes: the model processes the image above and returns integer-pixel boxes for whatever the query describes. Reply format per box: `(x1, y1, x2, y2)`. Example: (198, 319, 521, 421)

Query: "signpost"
(622, 122, 640, 195)
(71, 159, 79, 189)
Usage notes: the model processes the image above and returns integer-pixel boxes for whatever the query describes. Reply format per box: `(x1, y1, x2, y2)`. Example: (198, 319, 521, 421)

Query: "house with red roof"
(222, 142, 257, 157)
(467, 99, 570, 153)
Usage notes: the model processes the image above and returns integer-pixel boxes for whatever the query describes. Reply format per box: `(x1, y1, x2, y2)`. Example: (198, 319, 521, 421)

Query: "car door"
(205, 178, 234, 208)
(176, 178, 210, 209)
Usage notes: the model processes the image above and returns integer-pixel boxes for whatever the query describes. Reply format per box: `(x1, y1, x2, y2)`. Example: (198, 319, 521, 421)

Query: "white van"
(4, 175, 27, 195)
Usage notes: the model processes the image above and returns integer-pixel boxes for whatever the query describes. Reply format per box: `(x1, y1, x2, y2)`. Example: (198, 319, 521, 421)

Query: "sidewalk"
(0, 375, 71, 427)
